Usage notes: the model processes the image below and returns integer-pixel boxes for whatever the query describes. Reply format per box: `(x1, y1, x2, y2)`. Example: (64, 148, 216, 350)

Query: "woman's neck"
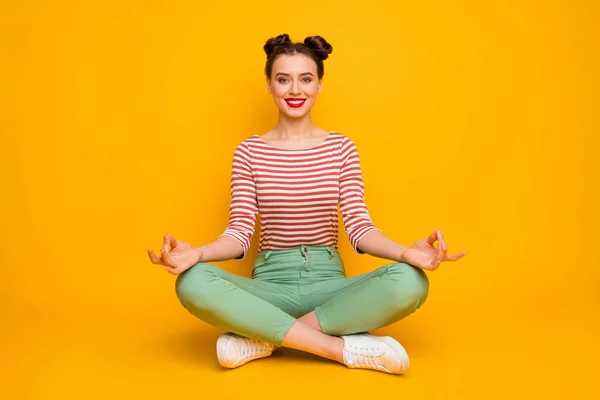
(272, 114, 317, 139)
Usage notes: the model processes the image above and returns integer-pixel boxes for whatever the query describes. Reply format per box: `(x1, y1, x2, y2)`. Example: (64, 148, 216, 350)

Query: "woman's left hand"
(400, 229, 467, 271)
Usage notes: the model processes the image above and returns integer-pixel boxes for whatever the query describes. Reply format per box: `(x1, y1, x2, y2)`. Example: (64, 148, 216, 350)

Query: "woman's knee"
(174, 263, 220, 305)
(385, 262, 429, 308)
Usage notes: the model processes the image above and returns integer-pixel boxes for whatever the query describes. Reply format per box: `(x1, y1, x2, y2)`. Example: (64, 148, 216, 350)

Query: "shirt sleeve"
(218, 141, 258, 260)
(339, 137, 381, 254)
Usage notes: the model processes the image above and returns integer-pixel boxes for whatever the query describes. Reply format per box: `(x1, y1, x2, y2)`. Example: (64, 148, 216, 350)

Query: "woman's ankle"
(328, 336, 345, 363)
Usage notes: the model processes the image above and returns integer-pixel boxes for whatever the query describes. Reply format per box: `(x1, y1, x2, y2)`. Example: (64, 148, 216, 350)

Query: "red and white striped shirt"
(219, 132, 381, 260)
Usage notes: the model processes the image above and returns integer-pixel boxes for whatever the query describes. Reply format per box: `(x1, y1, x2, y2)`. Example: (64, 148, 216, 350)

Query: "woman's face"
(267, 54, 322, 119)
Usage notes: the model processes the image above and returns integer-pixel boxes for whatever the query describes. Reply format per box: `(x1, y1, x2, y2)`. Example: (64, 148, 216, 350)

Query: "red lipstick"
(285, 98, 306, 108)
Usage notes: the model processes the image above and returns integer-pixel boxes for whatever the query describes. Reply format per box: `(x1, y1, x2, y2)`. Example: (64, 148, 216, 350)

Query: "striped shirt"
(219, 132, 381, 260)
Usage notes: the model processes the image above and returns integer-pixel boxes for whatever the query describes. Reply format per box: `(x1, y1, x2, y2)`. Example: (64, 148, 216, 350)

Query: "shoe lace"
(349, 345, 385, 371)
(240, 338, 272, 357)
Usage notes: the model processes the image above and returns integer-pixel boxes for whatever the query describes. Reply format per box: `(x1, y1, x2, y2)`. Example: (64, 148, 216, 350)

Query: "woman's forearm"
(195, 235, 245, 262)
(356, 230, 408, 262)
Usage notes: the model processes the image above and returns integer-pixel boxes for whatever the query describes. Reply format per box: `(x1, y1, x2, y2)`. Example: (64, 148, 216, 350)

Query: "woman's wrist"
(396, 248, 408, 263)
(193, 235, 244, 262)
(194, 246, 206, 263)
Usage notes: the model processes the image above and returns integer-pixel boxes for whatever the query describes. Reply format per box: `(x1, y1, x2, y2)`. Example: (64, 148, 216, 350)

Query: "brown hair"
(264, 34, 333, 80)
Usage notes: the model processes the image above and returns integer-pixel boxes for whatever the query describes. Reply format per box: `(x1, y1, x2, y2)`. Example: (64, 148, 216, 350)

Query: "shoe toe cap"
(381, 338, 410, 373)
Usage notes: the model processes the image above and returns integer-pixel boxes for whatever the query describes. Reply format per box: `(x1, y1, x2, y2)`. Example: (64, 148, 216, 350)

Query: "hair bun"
(303, 36, 333, 60)
(264, 34, 293, 58)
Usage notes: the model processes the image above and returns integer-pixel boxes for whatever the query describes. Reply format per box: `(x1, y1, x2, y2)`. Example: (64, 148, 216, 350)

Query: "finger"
(147, 249, 165, 265)
(165, 266, 179, 275)
(162, 233, 173, 252)
(436, 230, 446, 262)
(161, 248, 177, 268)
(438, 230, 447, 251)
(167, 233, 178, 250)
(425, 230, 439, 246)
(445, 252, 467, 261)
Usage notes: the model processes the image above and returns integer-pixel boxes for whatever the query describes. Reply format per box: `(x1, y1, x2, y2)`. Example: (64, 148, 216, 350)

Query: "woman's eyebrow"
(275, 72, 315, 77)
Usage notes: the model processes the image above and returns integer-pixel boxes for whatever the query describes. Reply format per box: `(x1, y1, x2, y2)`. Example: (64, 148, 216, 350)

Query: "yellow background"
(2, 0, 598, 398)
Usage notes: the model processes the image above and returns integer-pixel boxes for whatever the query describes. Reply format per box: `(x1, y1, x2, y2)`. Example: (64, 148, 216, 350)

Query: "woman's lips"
(285, 99, 306, 108)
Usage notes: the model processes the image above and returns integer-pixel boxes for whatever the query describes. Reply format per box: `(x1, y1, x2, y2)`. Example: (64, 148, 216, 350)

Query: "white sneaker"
(341, 333, 410, 374)
(216, 332, 277, 368)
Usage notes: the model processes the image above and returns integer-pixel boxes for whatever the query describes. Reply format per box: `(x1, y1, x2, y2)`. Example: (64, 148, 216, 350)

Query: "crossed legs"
(175, 262, 429, 365)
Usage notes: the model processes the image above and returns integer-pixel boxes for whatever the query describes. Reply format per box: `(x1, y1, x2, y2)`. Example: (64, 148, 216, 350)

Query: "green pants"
(175, 244, 429, 346)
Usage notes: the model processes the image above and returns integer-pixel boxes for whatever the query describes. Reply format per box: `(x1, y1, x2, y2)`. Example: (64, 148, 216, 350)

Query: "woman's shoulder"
(331, 132, 352, 141)
(231, 135, 259, 150)
(329, 132, 359, 149)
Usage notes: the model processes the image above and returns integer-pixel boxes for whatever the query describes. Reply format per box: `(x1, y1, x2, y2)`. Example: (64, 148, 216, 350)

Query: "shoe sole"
(216, 333, 236, 368)
(364, 333, 410, 373)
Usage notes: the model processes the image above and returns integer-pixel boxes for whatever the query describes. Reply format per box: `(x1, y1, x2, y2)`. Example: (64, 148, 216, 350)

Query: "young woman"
(147, 33, 467, 374)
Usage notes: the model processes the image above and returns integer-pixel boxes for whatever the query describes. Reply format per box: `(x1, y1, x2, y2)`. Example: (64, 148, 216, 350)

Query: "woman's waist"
(252, 244, 345, 280)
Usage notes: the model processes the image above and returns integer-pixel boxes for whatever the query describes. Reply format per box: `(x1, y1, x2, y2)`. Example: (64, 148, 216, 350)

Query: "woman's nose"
(289, 80, 301, 95)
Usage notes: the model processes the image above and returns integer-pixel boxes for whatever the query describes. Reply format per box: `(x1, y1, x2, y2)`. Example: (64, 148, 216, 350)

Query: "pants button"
(304, 248, 308, 253)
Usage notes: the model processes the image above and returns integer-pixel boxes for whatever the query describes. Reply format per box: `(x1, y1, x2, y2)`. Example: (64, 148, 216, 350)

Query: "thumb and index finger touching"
(147, 233, 178, 266)
(424, 229, 468, 261)
(162, 233, 178, 252)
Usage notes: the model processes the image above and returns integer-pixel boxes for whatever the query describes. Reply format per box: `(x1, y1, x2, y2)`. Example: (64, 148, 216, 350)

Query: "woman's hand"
(147, 233, 203, 275)
(399, 229, 466, 271)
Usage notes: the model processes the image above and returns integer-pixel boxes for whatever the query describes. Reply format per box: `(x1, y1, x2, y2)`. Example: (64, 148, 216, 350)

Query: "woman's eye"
(277, 78, 311, 83)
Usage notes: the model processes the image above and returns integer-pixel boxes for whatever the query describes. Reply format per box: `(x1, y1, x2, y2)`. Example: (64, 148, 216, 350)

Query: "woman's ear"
(266, 78, 272, 94)
(318, 79, 323, 93)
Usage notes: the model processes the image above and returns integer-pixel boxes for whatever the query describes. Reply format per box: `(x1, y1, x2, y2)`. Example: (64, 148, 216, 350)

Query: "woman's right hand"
(147, 233, 203, 275)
